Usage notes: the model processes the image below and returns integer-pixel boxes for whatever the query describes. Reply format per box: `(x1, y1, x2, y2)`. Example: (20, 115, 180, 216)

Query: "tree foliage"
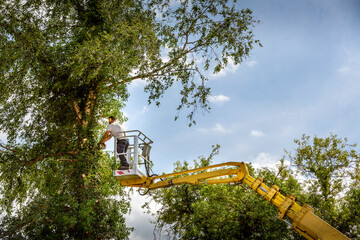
(150, 147, 305, 240)
(0, 0, 260, 238)
(151, 135, 360, 239)
(286, 134, 360, 239)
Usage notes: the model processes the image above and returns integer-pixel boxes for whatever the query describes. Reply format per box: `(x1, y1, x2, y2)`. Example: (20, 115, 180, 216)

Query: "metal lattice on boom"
(111, 131, 349, 240)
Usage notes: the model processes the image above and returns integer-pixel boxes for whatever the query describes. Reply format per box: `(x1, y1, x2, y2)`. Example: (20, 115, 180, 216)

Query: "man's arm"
(101, 131, 112, 146)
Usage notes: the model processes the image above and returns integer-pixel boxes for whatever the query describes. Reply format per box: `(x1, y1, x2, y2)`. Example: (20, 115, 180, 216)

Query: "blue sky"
(122, 0, 360, 239)
(0, 0, 358, 239)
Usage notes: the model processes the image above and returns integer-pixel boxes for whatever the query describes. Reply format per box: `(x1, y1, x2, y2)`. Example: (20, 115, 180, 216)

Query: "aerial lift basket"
(112, 130, 153, 181)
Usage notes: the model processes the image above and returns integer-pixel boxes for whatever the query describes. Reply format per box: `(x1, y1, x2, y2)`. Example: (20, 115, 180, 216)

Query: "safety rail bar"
(113, 130, 153, 175)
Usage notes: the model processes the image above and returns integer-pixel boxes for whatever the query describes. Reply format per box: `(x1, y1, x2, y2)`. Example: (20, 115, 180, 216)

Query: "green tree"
(150, 148, 306, 240)
(286, 134, 360, 239)
(152, 136, 359, 239)
(0, 0, 260, 238)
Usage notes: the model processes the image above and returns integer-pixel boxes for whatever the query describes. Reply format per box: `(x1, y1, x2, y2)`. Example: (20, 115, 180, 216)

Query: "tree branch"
(24, 151, 77, 165)
(57, 159, 77, 162)
(105, 45, 202, 89)
(72, 100, 83, 125)
(84, 89, 97, 125)
(0, 142, 17, 153)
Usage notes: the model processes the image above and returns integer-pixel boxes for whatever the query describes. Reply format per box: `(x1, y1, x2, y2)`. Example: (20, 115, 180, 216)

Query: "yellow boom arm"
(117, 162, 349, 240)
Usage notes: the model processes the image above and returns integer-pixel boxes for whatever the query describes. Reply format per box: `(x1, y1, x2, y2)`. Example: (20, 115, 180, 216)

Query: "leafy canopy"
(151, 135, 360, 239)
(0, 0, 260, 238)
(150, 147, 304, 240)
(286, 134, 360, 238)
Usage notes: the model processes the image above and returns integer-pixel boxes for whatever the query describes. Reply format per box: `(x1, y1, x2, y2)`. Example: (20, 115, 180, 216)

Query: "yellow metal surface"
(278, 195, 296, 220)
(147, 168, 240, 189)
(264, 185, 280, 202)
(241, 170, 349, 240)
(119, 176, 148, 187)
(115, 174, 141, 181)
(292, 204, 313, 230)
(294, 210, 349, 240)
(116, 161, 349, 240)
(118, 161, 248, 189)
(251, 177, 263, 191)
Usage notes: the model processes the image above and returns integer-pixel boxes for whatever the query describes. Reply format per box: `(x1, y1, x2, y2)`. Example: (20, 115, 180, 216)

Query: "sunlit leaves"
(286, 134, 360, 238)
(0, 0, 261, 238)
(152, 135, 359, 239)
(151, 150, 299, 240)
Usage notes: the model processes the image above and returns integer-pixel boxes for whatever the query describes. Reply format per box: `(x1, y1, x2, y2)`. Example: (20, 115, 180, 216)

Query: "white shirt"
(106, 122, 126, 139)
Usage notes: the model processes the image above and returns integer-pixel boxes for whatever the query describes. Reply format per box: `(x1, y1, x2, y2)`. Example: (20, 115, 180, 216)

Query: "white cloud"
(331, 50, 360, 106)
(337, 60, 360, 77)
(249, 130, 264, 137)
(250, 152, 280, 170)
(211, 58, 258, 78)
(197, 123, 230, 134)
(337, 65, 351, 74)
(281, 126, 293, 136)
(337, 50, 360, 77)
(245, 60, 258, 67)
(253, 152, 277, 163)
(125, 191, 161, 240)
(129, 78, 147, 88)
(213, 123, 228, 133)
(141, 106, 149, 113)
(208, 94, 230, 104)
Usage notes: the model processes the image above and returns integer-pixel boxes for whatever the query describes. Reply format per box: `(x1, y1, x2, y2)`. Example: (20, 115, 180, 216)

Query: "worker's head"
(109, 116, 116, 123)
